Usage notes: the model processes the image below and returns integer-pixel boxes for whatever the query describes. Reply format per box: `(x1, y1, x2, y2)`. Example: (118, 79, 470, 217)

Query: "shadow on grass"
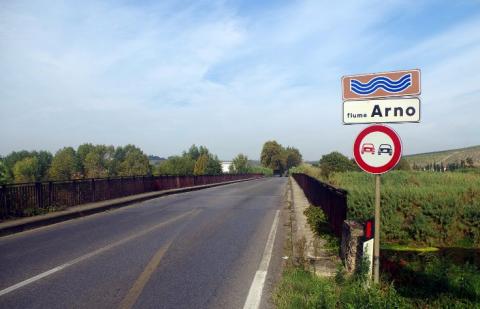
(382, 254, 480, 303)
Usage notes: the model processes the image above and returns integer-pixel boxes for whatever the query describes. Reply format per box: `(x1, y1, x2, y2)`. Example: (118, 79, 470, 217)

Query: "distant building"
(221, 161, 232, 173)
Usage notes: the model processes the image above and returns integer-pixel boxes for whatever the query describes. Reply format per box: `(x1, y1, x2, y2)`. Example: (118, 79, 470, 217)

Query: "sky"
(1, 0, 480, 160)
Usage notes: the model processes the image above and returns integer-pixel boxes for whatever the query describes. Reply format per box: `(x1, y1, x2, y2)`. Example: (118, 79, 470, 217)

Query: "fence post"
(107, 177, 111, 200)
(120, 176, 123, 197)
(48, 181, 53, 207)
(91, 178, 96, 202)
(35, 182, 44, 209)
(0, 185, 5, 219)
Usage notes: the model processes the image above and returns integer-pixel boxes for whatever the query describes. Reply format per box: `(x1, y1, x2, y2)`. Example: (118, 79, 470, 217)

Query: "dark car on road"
(378, 144, 392, 156)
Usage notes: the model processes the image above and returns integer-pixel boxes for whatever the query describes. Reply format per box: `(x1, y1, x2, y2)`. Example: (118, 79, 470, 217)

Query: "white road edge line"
(0, 266, 65, 296)
(243, 210, 280, 309)
(0, 210, 196, 297)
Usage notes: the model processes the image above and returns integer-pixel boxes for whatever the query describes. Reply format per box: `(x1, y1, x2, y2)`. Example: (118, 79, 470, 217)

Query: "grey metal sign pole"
(373, 174, 381, 284)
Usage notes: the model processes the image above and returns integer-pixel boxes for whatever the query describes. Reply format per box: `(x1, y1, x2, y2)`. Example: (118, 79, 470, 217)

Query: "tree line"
(0, 141, 304, 185)
(290, 151, 412, 179)
(156, 145, 223, 176)
(0, 144, 225, 184)
(412, 157, 475, 172)
(0, 144, 151, 184)
(157, 144, 279, 176)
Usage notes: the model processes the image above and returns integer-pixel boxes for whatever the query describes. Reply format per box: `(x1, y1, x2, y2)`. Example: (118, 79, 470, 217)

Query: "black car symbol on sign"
(378, 144, 392, 156)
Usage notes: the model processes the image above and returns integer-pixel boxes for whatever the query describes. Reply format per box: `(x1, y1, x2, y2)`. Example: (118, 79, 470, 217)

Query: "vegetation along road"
(0, 178, 287, 309)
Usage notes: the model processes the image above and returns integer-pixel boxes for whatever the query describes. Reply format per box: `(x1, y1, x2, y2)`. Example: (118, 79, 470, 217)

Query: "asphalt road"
(0, 177, 287, 309)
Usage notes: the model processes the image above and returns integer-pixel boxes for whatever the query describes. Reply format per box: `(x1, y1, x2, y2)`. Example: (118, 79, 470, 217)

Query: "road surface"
(0, 177, 287, 309)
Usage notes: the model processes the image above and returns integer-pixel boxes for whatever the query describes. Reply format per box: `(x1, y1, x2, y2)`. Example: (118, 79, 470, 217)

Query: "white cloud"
(1, 1, 479, 160)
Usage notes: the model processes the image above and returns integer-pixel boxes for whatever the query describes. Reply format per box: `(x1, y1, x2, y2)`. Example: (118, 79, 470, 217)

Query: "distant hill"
(148, 155, 166, 166)
(405, 145, 480, 168)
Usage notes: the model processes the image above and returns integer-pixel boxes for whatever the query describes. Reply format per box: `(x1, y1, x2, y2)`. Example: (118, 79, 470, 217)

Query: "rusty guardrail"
(291, 173, 347, 237)
(0, 174, 262, 219)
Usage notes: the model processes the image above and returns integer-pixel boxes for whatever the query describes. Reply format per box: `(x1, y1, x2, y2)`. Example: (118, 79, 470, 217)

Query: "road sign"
(342, 69, 421, 101)
(353, 125, 402, 174)
(343, 98, 420, 124)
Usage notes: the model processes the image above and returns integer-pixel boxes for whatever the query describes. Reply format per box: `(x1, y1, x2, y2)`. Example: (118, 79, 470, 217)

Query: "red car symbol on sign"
(361, 143, 375, 155)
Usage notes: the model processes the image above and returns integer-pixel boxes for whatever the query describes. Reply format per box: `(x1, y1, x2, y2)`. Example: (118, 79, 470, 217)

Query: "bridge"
(0, 177, 287, 308)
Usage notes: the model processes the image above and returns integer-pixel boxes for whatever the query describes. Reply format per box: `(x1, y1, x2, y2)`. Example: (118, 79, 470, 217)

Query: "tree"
(117, 145, 150, 176)
(285, 147, 302, 170)
(84, 152, 109, 178)
(184, 145, 200, 161)
(205, 155, 222, 175)
(261, 141, 286, 174)
(198, 146, 210, 157)
(466, 157, 474, 168)
(194, 154, 209, 175)
(81, 145, 114, 178)
(0, 160, 7, 184)
(3, 150, 36, 182)
(77, 143, 96, 175)
(111, 146, 127, 176)
(36, 151, 53, 180)
(231, 154, 250, 174)
(153, 145, 223, 176)
(319, 151, 355, 178)
(156, 156, 195, 175)
(48, 147, 79, 180)
(13, 157, 39, 183)
(2, 150, 53, 182)
(179, 145, 222, 175)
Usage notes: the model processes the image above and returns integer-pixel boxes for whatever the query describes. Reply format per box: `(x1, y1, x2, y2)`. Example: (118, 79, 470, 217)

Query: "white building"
(221, 161, 232, 173)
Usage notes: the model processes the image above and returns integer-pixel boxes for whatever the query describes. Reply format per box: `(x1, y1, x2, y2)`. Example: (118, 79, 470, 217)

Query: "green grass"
(328, 171, 480, 247)
(275, 259, 480, 308)
(381, 243, 439, 252)
(384, 254, 480, 307)
(279, 170, 480, 308)
(274, 267, 408, 309)
(304, 205, 340, 253)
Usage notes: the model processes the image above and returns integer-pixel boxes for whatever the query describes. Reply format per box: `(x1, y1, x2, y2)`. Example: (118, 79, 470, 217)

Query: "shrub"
(327, 171, 480, 246)
(319, 151, 356, 179)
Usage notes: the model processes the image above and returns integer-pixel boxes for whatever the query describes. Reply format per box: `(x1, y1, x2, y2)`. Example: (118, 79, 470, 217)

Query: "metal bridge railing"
(291, 173, 347, 237)
(0, 174, 262, 219)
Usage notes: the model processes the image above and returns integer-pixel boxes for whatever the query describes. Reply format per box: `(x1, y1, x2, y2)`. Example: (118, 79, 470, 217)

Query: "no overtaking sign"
(353, 125, 402, 174)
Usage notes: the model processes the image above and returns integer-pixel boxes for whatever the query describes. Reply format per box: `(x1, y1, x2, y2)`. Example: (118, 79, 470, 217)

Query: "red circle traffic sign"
(353, 125, 402, 174)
